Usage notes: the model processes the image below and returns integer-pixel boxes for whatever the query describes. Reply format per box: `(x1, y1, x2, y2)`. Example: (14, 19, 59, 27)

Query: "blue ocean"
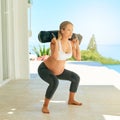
(29, 43, 120, 73)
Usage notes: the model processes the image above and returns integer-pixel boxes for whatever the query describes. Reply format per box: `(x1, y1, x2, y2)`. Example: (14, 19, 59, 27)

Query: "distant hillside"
(80, 34, 120, 64)
(81, 50, 120, 64)
(69, 50, 120, 64)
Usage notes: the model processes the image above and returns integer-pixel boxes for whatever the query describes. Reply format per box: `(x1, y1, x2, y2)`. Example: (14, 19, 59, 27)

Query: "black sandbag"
(38, 30, 82, 44)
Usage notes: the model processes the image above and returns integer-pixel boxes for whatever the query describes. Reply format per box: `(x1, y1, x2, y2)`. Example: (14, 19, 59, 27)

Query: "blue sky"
(29, 0, 120, 46)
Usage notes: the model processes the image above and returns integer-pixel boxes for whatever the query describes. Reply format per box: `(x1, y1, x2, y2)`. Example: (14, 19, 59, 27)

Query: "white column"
(13, 0, 29, 79)
(0, 0, 3, 82)
(7, 0, 15, 79)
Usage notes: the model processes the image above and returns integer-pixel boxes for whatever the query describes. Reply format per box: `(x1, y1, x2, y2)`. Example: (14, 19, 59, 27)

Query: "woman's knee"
(50, 78, 59, 89)
(76, 74, 80, 83)
(72, 73, 80, 84)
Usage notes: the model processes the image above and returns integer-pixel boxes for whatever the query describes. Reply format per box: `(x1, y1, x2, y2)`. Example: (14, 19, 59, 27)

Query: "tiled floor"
(0, 79, 120, 120)
(0, 62, 120, 120)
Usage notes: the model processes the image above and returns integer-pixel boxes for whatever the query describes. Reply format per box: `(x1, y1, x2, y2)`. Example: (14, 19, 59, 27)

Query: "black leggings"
(38, 62, 80, 99)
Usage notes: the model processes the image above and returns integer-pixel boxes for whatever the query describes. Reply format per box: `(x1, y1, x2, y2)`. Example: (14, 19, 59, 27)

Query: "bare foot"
(68, 100, 82, 106)
(42, 106, 50, 114)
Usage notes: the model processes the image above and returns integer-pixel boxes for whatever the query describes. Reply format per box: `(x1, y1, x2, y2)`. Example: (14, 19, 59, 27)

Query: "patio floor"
(0, 61, 120, 120)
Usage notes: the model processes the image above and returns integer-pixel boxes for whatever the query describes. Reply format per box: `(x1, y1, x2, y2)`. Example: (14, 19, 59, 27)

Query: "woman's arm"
(71, 39, 81, 61)
(50, 38, 59, 60)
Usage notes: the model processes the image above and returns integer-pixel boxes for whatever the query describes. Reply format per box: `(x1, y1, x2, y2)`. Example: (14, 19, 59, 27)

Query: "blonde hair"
(59, 21, 73, 30)
(58, 21, 73, 40)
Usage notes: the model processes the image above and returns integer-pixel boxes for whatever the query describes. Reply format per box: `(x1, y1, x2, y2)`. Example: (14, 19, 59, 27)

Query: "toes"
(68, 101, 82, 106)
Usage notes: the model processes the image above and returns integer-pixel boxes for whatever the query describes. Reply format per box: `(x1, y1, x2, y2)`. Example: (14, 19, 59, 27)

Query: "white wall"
(13, 0, 29, 79)
(0, 0, 29, 84)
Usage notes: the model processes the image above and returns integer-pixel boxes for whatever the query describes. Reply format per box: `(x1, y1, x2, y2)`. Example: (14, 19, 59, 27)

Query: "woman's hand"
(71, 38, 79, 48)
(71, 38, 81, 61)
(51, 37, 58, 45)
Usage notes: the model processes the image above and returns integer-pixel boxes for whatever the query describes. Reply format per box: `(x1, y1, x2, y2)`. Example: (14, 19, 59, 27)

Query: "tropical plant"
(33, 45, 50, 57)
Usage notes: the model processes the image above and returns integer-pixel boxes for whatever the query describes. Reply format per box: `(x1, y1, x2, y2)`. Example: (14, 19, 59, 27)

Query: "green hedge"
(81, 50, 120, 64)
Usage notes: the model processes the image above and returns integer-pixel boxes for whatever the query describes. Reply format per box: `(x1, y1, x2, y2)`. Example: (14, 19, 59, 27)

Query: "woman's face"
(61, 24, 73, 39)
